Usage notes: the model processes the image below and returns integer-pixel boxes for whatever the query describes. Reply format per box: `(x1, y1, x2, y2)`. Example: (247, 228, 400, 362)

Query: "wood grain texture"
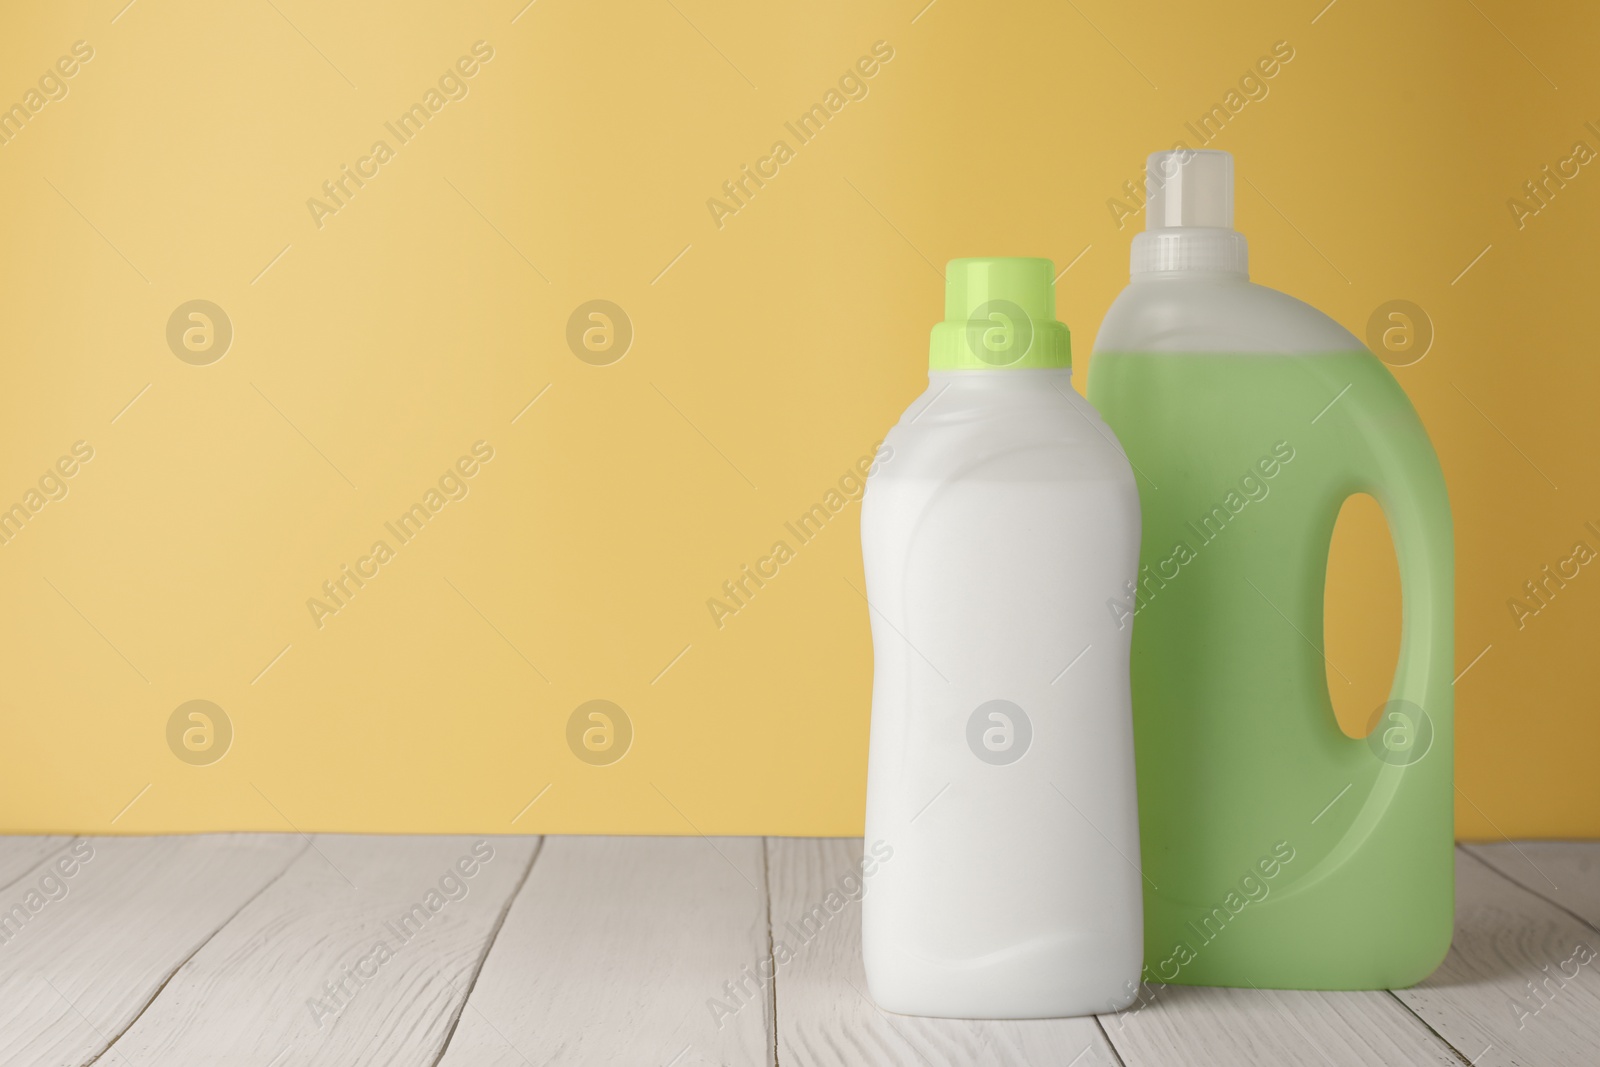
(0, 837, 73, 891)
(1466, 841, 1600, 930)
(768, 837, 1124, 1067)
(436, 835, 772, 1067)
(98, 834, 539, 1067)
(0, 834, 304, 1067)
(1097, 981, 1460, 1067)
(1392, 848, 1600, 1067)
(0, 835, 1596, 1067)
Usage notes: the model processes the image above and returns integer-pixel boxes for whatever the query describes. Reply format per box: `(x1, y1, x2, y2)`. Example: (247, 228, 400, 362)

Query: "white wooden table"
(0, 836, 1593, 1066)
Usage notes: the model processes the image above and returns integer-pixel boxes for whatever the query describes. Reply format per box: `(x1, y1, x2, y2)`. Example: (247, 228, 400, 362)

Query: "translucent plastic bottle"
(1087, 150, 1454, 989)
(860, 258, 1144, 1018)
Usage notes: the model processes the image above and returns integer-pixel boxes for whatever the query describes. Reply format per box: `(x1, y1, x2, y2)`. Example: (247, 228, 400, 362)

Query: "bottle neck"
(928, 367, 1072, 385)
(922, 367, 1075, 406)
(1130, 227, 1249, 279)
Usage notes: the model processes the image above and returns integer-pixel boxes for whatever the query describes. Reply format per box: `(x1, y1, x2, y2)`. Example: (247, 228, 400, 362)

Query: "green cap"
(929, 257, 1071, 370)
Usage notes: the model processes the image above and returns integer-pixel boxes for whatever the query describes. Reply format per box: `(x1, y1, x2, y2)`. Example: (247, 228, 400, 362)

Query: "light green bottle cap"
(928, 257, 1071, 370)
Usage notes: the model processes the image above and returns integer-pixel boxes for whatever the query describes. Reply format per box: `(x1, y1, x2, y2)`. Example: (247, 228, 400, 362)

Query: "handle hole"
(1325, 492, 1402, 739)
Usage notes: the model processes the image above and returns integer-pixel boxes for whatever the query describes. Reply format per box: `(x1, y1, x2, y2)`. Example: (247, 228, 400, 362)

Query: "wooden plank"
(1391, 848, 1600, 1067)
(436, 835, 772, 1067)
(98, 834, 539, 1066)
(0, 834, 304, 1067)
(0, 837, 73, 891)
(1098, 982, 1460, 1067)
(769, 837, 1123, 1067)
(1465, 841, 1600, 930)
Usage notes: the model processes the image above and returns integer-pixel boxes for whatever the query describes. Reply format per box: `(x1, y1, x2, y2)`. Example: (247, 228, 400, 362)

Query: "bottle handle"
(1344, 373, 1453, 765)
(1282, 363, 1454, 903)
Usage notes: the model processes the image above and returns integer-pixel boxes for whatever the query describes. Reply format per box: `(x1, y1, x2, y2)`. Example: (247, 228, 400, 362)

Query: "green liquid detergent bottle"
(1086, 150, 1454, 990)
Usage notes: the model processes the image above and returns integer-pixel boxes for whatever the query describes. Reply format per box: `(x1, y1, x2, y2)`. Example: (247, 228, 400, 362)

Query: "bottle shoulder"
(1091, 276, 1363, 355)
(871, 372, 1138, 487)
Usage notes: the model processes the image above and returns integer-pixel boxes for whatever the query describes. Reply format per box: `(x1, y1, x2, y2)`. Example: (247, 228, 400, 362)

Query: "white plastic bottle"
(860, 258, 1145, 1018)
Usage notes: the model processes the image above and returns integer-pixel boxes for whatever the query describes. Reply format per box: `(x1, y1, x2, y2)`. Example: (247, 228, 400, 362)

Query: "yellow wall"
(0, 0, 1593, 839)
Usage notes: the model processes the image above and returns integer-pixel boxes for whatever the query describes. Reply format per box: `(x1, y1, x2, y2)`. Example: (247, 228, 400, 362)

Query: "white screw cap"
(1147, 149, 1233, 229)
(1131, 149, 1248, 275)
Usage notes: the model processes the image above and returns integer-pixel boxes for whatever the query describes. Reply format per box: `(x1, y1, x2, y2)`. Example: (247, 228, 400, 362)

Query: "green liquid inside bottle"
(1089, 349, 1453, 989)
